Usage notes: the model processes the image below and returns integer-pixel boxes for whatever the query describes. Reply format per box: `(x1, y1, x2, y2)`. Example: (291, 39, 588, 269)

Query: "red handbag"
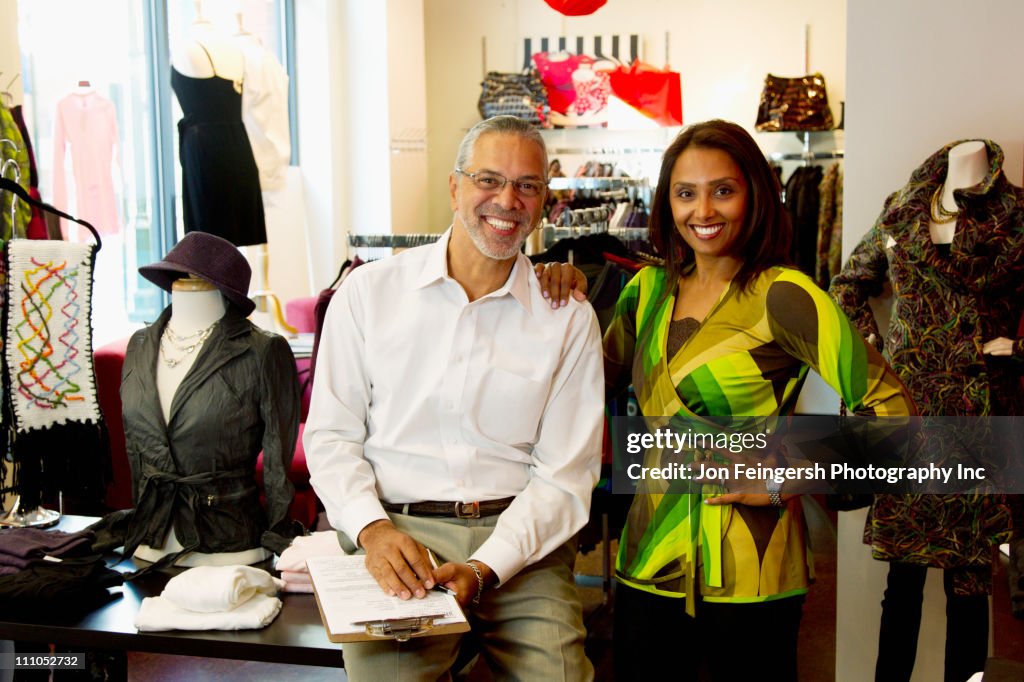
(607, 60, 683, 127)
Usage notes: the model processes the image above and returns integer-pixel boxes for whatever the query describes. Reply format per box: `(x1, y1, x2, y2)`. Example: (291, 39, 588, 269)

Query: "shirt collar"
(412, 226, 533, 314)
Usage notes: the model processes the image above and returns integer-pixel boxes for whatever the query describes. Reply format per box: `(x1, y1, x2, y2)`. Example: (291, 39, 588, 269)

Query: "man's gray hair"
(454, 116, 548, 175)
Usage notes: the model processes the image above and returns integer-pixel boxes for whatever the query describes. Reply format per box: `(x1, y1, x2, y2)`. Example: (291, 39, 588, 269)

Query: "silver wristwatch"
(766, 478, 784, 507)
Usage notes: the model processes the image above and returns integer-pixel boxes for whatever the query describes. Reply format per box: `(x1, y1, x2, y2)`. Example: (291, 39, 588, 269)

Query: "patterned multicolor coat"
(605, 265, 912, 614)
(830, 139, 1024, 594)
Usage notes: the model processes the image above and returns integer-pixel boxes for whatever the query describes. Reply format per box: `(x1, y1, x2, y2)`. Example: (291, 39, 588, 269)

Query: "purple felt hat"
(138, 232, 255, 315)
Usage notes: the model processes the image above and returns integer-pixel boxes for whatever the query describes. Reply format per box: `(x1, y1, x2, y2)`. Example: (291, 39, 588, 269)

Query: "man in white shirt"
(305, 115, 604, 681)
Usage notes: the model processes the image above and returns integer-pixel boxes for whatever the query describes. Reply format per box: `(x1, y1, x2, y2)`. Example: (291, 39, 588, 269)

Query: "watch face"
(766, 478, 783, 494)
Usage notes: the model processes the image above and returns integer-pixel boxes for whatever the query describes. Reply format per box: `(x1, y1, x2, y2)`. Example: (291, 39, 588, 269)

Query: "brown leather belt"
(381, 497, 515, 519)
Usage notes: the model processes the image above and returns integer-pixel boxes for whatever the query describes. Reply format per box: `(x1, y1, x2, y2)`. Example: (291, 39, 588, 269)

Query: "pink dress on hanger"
(52, 92, 121, 235)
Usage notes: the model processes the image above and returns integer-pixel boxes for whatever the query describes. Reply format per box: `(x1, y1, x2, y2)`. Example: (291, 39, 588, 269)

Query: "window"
(17, 0, 294, 346)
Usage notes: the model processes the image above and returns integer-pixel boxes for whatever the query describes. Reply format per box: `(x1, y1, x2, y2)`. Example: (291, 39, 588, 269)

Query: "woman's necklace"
(929, 185, 959, 224)
(160, 321, 217, 368)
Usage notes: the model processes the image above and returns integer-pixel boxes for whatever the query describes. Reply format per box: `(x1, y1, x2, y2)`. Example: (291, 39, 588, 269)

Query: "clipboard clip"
(352, 614, 446, 642)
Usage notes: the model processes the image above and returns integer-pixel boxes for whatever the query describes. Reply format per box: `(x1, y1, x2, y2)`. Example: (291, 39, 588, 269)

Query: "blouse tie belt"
(124, 465, 252, 575)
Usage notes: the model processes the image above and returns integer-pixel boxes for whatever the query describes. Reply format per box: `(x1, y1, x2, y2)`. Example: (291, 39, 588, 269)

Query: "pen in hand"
(426, 548, 458, 598)
(432, 584, 457, 597)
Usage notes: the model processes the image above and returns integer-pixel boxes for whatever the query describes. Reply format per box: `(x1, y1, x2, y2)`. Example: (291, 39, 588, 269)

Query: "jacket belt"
(381, 497, 515, 519)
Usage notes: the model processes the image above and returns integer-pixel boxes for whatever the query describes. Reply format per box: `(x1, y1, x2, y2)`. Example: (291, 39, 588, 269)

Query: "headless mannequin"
(928, 140, 987, 245)
(134, 275, 270, 566)
(927, 140, 1017, 357)
(170, 0, 245, 87)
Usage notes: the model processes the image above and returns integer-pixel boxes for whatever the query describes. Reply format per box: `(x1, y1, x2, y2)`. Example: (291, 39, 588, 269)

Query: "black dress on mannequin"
(171, 49, 267, 247)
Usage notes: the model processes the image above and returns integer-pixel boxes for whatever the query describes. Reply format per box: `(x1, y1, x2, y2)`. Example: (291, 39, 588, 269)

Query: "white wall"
(295, 0, 355, 290)
(296, 0, 430, 283)
(0, 0, 23, 106)
(838, 2, 1024, 681)
(424, 0, 847, 230)
(386, 0, 429, 235)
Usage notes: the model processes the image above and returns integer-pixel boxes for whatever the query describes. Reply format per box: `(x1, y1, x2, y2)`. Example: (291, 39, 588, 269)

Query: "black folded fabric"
(0, 527, 98, 575)
(0, 555, 124, 619)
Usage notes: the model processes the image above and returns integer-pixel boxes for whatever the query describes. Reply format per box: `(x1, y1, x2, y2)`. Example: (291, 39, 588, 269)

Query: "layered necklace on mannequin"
(929, 185, 959, 224)
(160, 321, 217, 368)
(158, 275, 224, 373)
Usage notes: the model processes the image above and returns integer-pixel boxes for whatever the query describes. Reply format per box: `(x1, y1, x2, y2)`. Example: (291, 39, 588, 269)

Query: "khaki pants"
(340, 512, 594, 682)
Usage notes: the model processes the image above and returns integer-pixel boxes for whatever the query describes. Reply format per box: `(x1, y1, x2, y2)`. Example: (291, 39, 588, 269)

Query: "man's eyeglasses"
(454, 168, 546, 198)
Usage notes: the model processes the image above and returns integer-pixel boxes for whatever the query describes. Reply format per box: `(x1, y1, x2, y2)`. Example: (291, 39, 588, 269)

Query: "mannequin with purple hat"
(116, 232, 301, 570)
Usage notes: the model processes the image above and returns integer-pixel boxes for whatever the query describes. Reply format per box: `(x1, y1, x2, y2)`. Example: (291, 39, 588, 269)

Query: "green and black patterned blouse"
(606, 264, 912, 613)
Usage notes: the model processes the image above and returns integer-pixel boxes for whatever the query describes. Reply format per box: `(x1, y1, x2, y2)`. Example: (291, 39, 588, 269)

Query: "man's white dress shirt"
(304, 229, 604, 583)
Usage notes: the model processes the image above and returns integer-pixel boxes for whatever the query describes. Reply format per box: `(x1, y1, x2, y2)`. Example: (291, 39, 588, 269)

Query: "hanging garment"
(10, 105, 38, 188)
(5, 239, 102, 430)
(784, 165, 824, 278)
(830, 139, 1024, 594)
(116, 305, 299, 566)
(0, 179, 109, 514)
(1, 104, 32, 241)
(815, 162, 843, 287)
(172, 61, 266, 247)
(605, 265, 913, 615)
(51, 91, 122, 235)
(236, 35, 291, 192)
(10, 106, 50, 240)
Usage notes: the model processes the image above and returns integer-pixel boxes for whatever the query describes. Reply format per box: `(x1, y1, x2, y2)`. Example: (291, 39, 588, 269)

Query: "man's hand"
(433, 560, 497, 608)
(534, 262, 588, 308)
(357, 520, 436, 599)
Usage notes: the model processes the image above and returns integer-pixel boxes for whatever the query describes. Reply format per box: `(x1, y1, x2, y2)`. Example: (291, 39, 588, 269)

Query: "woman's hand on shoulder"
(534, 262, 588, 308)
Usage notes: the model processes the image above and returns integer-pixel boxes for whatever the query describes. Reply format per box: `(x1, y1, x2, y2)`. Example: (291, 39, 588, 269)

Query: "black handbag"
(755, 73, 835, 132)
(478, 69, 550, 126)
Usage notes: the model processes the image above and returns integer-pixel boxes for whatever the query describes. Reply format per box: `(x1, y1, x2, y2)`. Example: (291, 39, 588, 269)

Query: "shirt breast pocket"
(472, 366, 549, 446)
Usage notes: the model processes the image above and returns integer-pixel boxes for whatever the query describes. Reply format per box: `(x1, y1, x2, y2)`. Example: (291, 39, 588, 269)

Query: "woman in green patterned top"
(605, 120, 914, 681)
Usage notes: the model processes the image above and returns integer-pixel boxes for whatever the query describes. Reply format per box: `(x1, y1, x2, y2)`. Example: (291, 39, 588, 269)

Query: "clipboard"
(306, 555, 470, 643)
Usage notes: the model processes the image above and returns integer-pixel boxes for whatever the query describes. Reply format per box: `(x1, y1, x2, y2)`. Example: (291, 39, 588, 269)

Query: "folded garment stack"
(0, 526, 122, 618)
(0, 526, 98, 575)
(274, 530, 345, 593)
(135, 565, 285, 631)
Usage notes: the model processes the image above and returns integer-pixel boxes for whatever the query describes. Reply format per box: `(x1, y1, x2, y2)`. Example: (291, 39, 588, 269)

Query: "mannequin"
(171, 0, 266, 248)
(928, 140, 988, 245)
(831, 138, 1024, 681)
(929, 141, 1016, 357)
(134, 275, 270, 567)
(170, 0, 244, 87)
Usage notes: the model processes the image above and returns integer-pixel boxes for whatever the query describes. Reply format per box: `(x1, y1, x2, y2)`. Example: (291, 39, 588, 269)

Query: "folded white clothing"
(280, 570, 312, 584)
(275, 530, 344, 572)
(282, 581, 315, 594)
(135, 593, 282, 631)
(161, 565, 284, 613)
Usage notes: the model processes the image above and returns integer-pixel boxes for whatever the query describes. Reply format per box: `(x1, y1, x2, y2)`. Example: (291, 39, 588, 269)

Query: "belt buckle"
(455, 501, 480, 519)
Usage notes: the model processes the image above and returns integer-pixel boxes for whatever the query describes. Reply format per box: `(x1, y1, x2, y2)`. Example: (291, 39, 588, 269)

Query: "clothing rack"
(545, 146, 664, 156)
(348, 233, 443, 249)
(769, 150, 844, 164)
(548, 176, 649, 191)
(767, 131, 844, 167)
